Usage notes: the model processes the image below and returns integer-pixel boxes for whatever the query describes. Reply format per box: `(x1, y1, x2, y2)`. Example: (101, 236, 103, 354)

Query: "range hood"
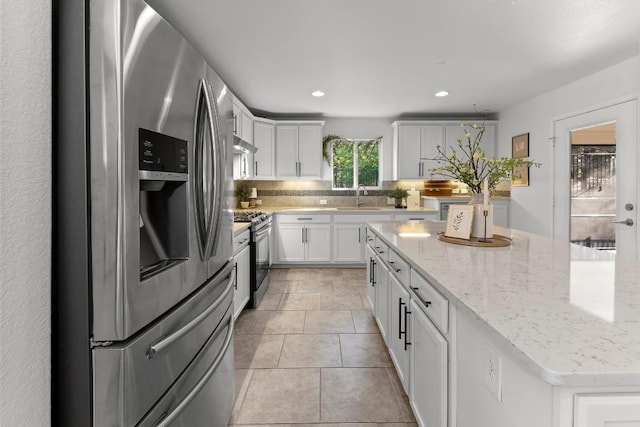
(233, 135, 257, 154)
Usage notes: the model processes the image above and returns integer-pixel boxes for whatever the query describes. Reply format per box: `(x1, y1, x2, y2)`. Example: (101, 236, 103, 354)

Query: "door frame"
(552, 95, 639, 258)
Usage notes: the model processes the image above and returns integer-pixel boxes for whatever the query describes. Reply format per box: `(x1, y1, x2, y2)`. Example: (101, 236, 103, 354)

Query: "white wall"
(497, 55, 640, 236)
(0, 1, 52, 425)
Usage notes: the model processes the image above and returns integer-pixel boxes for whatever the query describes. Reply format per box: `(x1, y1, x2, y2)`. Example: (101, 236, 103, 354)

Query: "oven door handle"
(254, 226, 271, 239)
(148, 267, 233, 358)
(152, 308, 234, 427)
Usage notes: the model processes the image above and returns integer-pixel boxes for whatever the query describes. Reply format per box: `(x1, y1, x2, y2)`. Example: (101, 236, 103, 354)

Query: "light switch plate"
(320, 199, 327, 205)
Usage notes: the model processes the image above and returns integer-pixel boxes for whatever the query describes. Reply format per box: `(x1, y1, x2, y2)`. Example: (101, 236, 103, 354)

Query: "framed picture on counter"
(444, 205, 474, 240)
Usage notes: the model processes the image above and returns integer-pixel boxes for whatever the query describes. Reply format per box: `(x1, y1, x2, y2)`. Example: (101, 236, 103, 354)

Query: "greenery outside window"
(332, 139, 381, 189)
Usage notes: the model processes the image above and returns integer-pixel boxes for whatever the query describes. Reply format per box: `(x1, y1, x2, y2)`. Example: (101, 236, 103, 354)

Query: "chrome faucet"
(356, 184, 368, 207)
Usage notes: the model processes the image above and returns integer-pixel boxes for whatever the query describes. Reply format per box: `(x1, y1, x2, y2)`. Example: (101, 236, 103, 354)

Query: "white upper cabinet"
(232, 96, 254, 144)
(252, 119, 275, 179)
(393, 121, 498, 180)
(275, 121, 325, 180)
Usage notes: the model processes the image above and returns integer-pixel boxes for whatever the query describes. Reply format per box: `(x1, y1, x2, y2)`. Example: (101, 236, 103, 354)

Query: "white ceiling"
(147, 0, 640, 118)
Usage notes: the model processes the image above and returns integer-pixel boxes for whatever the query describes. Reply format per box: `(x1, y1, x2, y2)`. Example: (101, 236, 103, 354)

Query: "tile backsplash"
(233, 180, 510, 209)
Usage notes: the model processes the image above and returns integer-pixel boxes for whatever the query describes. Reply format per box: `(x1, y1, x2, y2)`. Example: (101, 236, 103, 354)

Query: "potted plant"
(387, 187, 409, 208)
(236, 183, 251, 209)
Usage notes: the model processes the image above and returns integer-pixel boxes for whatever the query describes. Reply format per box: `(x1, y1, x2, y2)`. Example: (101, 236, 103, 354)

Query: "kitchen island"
(365, 220, 640, 427)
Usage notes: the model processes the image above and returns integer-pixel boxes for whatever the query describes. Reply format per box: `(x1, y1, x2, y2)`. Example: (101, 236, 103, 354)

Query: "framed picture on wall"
(512, 164, 529, 187)
(512, 133, 529, 158)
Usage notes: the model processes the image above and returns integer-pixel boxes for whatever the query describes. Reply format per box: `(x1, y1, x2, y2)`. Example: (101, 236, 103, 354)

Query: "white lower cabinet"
(389, 273, 411, 393)
(574, 394, 640, 427)
(276, 215, 331, 263)
(410, 298, 448, 427)
(233, 244, 250, 320)
(333, 223, 364, 263)
(375, 259, 390, 344)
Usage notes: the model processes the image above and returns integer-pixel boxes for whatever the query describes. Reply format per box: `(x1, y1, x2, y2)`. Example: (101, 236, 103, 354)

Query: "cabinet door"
(410, 299, 448, 427)
(241, 110, 253, 144)
(233, 245, 251, 319)
(421, 125, 446, 179)
(276, 125, 299, 178)
(253, 121, 275, 179)
(365, 245, 376, 311)
(277, 224, 305, 262)
(389, 274, 410, 393)
(333, 223, 363, 262)
(305, 224, 331, 262)
(396, 125, 422, 179)
(375, 260, 390, 344)
(575, 394, 640, 427)
(298, 124, 323, 179)
(445, 123, 496, 158)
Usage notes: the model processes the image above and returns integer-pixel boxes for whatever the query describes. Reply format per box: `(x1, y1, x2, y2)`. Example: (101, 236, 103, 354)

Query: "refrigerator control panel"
(139, 128, 188, 174)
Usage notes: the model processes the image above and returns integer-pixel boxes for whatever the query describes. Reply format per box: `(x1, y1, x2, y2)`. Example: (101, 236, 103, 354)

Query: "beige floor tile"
(267, 280, 298, 295)
(235, 310, 273, 335)
(351, 310, 379, 333)
(341, 268, 367, 279)
(320, 368, 404, 423)
(333, 279, 367, 295)
(304, 310, 355, 334)
(340, 334, 392, 367)
(294, 280, 334, 293)
(298, 424, 374, 427)
(264, 310, 306, 334)
(255, 292, 284, 310)
(230, 369, 255, 424)
(321, 293, 366, 310)
(385, 369, 416, 423)
(270, 268, 288, 280)
(377, 424, 417, 427)
(278, 334, 342, 368)
(234, 334, 284, 368)
(277, 268, 313, 280)
(236, 368, 320, 424)
(278, 292, 322, 310)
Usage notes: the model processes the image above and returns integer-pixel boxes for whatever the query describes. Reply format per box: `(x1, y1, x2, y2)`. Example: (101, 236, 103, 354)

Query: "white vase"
(468, 193, 493, 239)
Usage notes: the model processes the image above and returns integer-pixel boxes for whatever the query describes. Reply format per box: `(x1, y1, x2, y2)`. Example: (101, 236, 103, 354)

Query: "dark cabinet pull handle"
(233, 262, 238, 290)
(403, 305, 412, 350)
(369, 258, 373, 284)
(389, 261, 401, 273)
(411, 287, 431, 307)
(398, 299, 405, 340)
(371, 260, 376, 287)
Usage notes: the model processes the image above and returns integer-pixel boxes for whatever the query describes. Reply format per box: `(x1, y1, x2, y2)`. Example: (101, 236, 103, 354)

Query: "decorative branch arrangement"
(430, 122, 540, 193)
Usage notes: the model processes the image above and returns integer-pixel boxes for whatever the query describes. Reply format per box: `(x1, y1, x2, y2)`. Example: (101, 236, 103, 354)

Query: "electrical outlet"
(387, 197, 394, 205)
(319, 199, 327, 205)
(483, 344, 502, 402)
(410, 184, 416, 191)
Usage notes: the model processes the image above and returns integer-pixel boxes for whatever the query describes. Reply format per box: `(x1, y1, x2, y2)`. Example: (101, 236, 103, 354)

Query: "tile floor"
(230, 268, 417, 427)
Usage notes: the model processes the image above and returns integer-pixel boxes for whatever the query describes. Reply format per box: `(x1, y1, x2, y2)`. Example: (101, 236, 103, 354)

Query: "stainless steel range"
(234, 211, 272, 307)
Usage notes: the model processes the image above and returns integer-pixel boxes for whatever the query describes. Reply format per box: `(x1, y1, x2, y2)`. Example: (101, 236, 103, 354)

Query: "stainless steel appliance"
(233, 211, 273, 307)
(53, 1, 235, 425)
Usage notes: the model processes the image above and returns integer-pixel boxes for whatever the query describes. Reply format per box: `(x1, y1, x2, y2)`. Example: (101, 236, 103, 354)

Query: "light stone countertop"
(233, 222, 251, 236)
(367, 220, 640, 387)
(263, 206, 438, 215)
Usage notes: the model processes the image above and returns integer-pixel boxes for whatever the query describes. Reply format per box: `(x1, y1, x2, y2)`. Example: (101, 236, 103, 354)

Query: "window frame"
(331, 138, 382, 190)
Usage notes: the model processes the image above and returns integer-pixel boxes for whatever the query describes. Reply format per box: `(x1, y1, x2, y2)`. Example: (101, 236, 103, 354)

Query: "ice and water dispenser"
(138, 128, 189, 280)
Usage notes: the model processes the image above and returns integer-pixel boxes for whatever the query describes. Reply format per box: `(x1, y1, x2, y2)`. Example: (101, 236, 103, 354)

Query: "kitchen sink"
(335, 207, 385, 210)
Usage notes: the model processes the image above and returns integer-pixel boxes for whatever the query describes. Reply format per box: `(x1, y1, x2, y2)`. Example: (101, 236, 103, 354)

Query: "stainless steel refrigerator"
(53, 0, 235, 425)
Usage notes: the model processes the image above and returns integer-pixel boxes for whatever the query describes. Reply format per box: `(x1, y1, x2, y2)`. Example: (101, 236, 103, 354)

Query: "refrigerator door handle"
(193, 79, 213, 259)
(202, 79, 223, 259)
(148, 267, 234, 358)
(152, 307, 234, 427)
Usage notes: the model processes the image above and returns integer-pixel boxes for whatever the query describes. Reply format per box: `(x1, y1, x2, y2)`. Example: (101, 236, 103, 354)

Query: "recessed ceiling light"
(435, 91, 449, 97)
(311, 90, 325, 97)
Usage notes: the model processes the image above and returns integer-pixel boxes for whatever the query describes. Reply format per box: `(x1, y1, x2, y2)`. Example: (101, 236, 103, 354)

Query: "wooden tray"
(437, 232, 511, 247)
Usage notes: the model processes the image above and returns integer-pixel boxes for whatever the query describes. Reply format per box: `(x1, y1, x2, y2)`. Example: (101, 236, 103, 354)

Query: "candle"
(483, 178, 489, 210)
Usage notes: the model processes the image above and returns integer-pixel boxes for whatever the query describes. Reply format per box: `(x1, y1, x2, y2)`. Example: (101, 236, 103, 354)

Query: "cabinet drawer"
(233, 230, 250, 254)
(373, 237, 389, 263)
(393, 213, 437, 221)
(387, 249, 410, 284)
(365, 227, 376, 246)
(410, 269, 449, 334)
(277, 214, 331, 224)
